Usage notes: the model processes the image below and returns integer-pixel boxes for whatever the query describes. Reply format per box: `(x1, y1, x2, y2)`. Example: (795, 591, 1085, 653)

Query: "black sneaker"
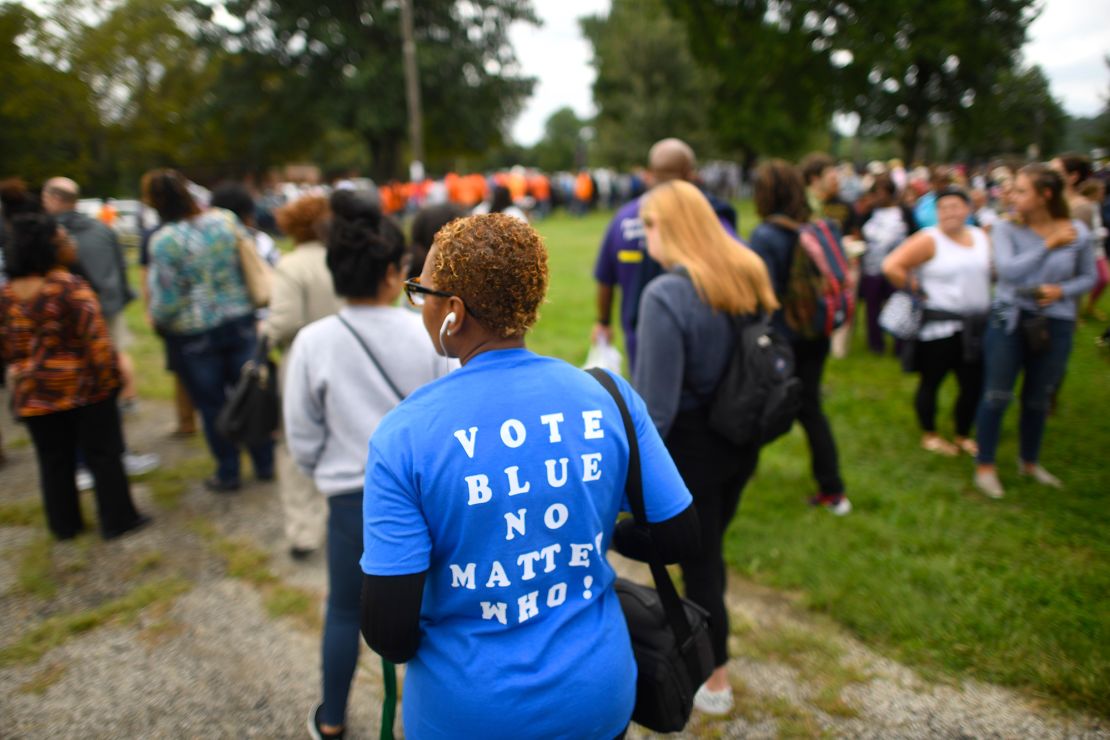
(103, 514, 153, 540)
(307, 703, 344, 740)
(204, 476, 241, 494)
(290, 546, 316, 561)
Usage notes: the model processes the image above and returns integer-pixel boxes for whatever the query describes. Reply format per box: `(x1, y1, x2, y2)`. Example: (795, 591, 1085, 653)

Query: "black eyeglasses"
(403, 278, 482, 319)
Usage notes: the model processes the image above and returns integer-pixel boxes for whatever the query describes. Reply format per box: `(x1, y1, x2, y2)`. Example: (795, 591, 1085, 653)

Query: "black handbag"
(586, 368, 715, 733)
(1020, 312, 1052, 356)
(215, 335, 279, 446)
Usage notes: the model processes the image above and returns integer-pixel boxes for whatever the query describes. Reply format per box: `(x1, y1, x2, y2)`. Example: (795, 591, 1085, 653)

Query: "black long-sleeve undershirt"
(361, 571, 427, 664)
(610, 502, 700, 565)
(359, 503, 700, 664)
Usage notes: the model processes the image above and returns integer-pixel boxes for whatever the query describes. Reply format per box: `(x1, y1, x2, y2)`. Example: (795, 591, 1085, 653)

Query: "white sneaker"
(809, 494, 852, 516)
(1018, 464, 1063, 489)
(693, 684, 733, 715)
(76, 467, 94, 491)
(974, 470, 1005, 499)
(123, 451, 161, 477)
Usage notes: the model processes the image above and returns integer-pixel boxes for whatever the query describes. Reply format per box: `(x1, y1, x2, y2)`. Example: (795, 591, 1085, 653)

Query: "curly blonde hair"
(431, 214, 548, 338)
(275, 194, 329, 244)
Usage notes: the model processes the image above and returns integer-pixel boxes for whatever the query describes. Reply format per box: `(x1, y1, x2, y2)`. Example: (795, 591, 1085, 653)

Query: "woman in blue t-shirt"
(359, 214, 699, 739)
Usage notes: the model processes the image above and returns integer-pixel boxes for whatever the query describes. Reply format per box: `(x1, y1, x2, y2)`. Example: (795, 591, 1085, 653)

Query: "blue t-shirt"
(362, 348, 692, 740)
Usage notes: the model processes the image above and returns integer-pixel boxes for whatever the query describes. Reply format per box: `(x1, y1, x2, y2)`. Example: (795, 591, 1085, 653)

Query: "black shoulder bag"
(586, 368, 715, 733)
(216, 334, 279, 446)
(338, 315, 406, 402)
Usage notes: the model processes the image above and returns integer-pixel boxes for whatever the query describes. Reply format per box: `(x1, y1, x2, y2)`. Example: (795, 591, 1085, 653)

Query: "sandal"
(921, 435, 959, 456)
(954, 438, 979, 457)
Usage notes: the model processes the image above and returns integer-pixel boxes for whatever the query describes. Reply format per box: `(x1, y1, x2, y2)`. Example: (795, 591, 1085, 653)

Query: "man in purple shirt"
(592, 139, 738, 369)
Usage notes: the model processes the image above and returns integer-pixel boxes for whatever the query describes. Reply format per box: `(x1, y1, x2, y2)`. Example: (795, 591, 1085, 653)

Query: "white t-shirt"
(918, 226, 992, 342)
(976, 207, 1000, 230)
(861, 206, 911, 276)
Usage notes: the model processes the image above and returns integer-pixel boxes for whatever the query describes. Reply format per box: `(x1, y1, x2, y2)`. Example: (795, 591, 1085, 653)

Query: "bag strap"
(380, 657, 397, 739)
(585, 368, 694, 647)
(338, 314, 406, 403)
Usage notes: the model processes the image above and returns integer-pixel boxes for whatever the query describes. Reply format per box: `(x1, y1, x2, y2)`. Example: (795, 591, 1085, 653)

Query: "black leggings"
(792, 337, 844, 495)
(23, 396, 140, 539)
(914, 333, 983, 436)
(665, 408, 759, 668)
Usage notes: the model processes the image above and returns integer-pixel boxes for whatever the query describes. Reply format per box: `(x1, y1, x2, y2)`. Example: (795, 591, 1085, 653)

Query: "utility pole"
(400, 0, 425, 181)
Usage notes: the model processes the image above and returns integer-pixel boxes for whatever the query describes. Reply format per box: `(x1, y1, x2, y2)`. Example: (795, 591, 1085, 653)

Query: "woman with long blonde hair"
(633, 180, 777, 715)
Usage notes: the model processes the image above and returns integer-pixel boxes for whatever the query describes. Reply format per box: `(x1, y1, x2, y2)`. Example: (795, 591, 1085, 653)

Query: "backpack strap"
(767, 214, 802, 232)
(813, 219, 850, 276)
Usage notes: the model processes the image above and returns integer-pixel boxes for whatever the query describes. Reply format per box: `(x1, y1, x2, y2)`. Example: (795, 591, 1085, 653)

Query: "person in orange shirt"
(573, 169, 594, 216)
(530, 173, 552, 219)
(456, 175, 475, 208)
(98, 199, 118, 227)
(468, 173, 489, 208)
(382, 182, 405, 215)
(445, 172, 462, 205)
(508, 168, 527, 203)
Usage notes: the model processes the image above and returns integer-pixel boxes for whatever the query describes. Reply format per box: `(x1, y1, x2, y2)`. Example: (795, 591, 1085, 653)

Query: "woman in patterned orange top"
(0, 214, 148, 540)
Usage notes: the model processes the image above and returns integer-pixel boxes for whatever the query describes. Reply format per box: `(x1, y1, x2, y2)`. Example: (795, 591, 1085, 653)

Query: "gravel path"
(0, 395, 1105, 739)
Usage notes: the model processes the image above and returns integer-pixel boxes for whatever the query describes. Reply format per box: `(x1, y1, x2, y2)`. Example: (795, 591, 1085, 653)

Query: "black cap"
(936, 186, 971, 205)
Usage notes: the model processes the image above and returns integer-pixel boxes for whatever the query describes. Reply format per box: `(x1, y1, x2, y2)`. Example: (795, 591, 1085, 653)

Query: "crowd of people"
(1, 137, 1106, 737)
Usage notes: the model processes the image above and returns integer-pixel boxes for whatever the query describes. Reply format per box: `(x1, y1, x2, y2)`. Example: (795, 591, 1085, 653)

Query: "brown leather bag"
(236, 232, 272, 308)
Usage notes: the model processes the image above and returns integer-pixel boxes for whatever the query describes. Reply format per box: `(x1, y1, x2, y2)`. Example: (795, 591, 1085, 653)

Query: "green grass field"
(127, 207, 1108, 715)
(531, 208, 1109, 716)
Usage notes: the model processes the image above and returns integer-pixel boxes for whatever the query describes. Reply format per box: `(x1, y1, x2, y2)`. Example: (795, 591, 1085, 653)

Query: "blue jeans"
(167, 315, 274, 483)
(321, 491, 364, 727)
(975, 313, 1074, 465)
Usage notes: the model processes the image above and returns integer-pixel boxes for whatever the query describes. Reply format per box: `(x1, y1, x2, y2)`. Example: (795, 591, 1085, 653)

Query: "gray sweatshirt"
(992, 219, 1096, 332)
(633, 271, 734, 438)
(283, 305, 453, 495)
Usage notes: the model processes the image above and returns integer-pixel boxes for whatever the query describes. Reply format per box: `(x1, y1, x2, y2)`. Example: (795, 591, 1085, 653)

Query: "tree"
(218, 0, 538, 180)
(581, 0, 716, 168)
(0, 4, 99, 186)
(64, 0, 228, 190)
(1090, 56, 1110, 150)
(665, 0, 1039, 162)
(664, 0, 839, 161)
(529, 107, 584, 172)
(951, 64, 1067, 160)
(835, 0, 1039, 161)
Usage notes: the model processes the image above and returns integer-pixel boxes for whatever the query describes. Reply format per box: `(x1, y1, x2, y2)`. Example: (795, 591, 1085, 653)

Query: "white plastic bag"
(583, 337, 624, 376)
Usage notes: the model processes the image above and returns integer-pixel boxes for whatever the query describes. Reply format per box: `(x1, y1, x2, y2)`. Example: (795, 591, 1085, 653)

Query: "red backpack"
(779, 218, 856, 339)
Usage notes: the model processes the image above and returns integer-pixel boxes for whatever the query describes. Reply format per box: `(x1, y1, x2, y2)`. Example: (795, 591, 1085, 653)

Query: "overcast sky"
(509, 0, 1110, 146)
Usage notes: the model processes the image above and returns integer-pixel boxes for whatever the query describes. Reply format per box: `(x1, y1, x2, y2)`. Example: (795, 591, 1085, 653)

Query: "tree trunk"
(368, 136, 403, 182)
(900, 118, 921, 164)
